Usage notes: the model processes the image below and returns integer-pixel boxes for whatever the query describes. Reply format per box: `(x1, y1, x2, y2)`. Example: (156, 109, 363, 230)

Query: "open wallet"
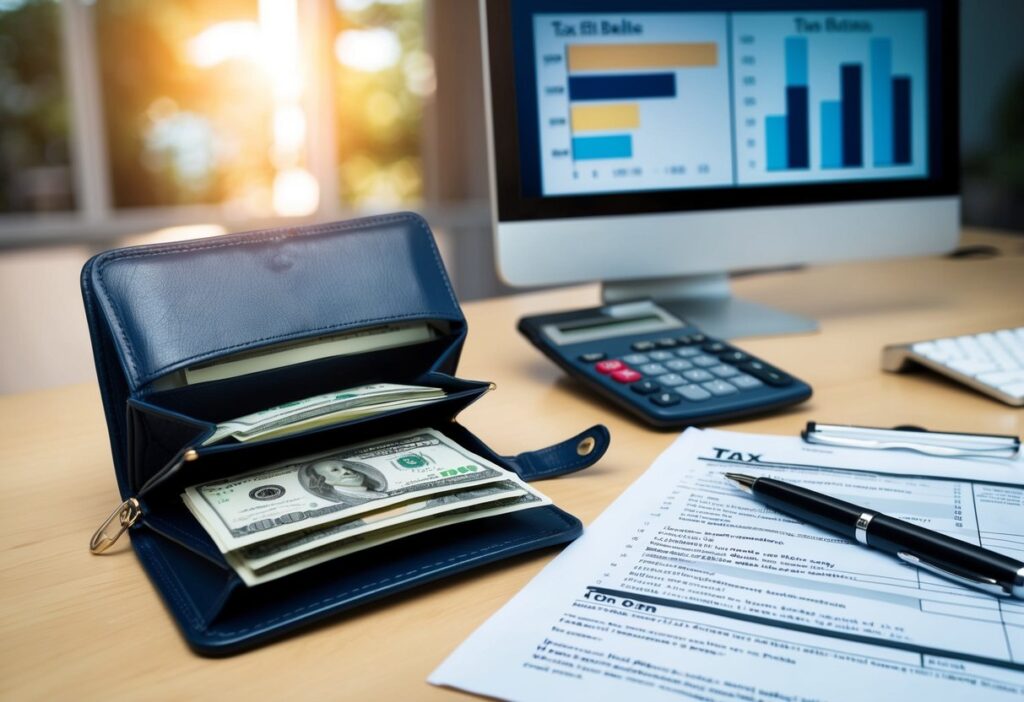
(80, 212, 610, 655)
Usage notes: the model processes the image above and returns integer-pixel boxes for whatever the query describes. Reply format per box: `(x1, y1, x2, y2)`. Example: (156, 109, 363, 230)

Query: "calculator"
(518, 300, 812, 428)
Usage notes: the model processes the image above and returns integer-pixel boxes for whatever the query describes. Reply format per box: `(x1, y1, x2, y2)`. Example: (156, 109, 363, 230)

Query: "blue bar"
(871, 38, 893, 166)
(785, 36, 808, 86)
(786, 86, 809, 168)
(893, 76, 912, 164)
(821, 100, 842, 168)
(568, 73, 676, 101)
(765, 115, 787, 171)
(572, 134, 633, 160)
(841, 63, 863, 167)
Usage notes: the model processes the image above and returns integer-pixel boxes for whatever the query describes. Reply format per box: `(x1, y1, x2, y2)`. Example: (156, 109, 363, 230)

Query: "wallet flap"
(82, 213, 464, 393)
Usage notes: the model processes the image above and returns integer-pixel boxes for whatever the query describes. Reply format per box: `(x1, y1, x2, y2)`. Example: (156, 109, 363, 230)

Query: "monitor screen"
(486, 0, 957, 222)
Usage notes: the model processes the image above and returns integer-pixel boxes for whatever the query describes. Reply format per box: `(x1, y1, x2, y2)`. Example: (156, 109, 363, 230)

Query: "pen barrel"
(866, 514, 1024, 580)
(752, 478, 865, 540)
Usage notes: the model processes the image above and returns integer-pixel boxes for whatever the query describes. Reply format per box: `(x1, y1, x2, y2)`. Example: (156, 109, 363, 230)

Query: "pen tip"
(724, 472, 756, 493)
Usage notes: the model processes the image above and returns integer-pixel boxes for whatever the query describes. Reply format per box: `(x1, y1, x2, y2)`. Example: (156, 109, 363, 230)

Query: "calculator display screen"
(542, 304, 684, 345)
(557, 314, 663, 336)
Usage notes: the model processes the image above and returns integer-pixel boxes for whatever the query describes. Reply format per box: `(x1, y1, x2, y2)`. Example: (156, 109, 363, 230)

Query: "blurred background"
(0, 0, 1022, 394)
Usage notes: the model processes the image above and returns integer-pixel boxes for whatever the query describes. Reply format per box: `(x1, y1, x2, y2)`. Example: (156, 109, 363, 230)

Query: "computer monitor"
(480, 0, 959, 338)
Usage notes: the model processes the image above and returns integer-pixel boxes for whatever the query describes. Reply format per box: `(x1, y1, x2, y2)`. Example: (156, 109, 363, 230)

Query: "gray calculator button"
(702, 380, 739, 396)
(655, 373, 686, 386)
(692, 355, 718, 367)
(682, 369, 714, 382)
(710, 364, 739, 378)
(639, 363, 668, 375)
(622, 353, 650, 365)
(675, 347, 701, 358)
(665, 359, 693, 371)
(649, 350, 675, 361)
(678, 385, 712, 401)
(731, 373, 764, 389)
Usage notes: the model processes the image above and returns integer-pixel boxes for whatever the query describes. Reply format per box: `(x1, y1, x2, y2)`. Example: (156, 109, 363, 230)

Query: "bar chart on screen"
(533, 13, 733, 196)
(732, 11, 928, 185)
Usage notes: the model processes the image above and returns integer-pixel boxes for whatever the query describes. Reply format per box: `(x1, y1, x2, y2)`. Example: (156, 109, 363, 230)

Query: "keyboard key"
(709, 364, 739, 378)
(630, 380, 660, 395)
(675, 335, 695, 345)
(701, 380, 739, 396)
(1000, 382, 1024, 399)
(655, 373, 686, 386)
(632, 341, 656, 352)
(692, 355, 719, 367)
(665, 359, 693, 371)
(690, 334, 707, 344)
(611, 368, 642, 383)
(946, 359, 998, 377)
(622, 353, 650, 365)
(650, 391, 681, 407)
(977, 370, 1024, 386)
(682, 369, 714, 382)
(655, 338, 678, 348)
(594, 360, 624, 374)
(678, 385, 712, 401)
(675, 347, 701, 358)
(730, 374, 763, 389)
(639, 363, 668, 375)
(702, 341, 730, 354)
(578, 352, 606, 363)
(649, 350, 675, 361)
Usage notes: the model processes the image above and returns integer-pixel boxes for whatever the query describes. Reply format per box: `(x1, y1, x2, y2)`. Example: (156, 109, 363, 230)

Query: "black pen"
(724, 472, 1024, 599)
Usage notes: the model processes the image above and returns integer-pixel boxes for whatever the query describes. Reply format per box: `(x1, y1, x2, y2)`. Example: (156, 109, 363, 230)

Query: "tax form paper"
(431, 428, 1024, 701)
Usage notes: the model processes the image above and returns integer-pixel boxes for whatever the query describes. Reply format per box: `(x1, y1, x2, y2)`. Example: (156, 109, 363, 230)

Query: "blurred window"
(334, 0, 427, 208)
(0, 0, 75, 214)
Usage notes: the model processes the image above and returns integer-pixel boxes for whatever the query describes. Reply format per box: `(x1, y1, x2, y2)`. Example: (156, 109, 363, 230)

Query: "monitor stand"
(602, 273, 818, 340)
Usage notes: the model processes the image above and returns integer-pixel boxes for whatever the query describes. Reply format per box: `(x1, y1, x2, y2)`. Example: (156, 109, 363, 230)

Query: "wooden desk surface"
(2, 229, 1022, 700)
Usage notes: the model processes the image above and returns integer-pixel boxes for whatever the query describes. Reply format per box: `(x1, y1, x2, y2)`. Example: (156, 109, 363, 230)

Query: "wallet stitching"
(93, 214, 462, 387)
(202, 522, 574, 637)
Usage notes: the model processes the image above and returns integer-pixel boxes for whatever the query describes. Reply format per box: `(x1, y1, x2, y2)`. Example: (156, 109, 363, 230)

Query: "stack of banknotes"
(182, 428, 549, 585)
(202, 383, 447, 445)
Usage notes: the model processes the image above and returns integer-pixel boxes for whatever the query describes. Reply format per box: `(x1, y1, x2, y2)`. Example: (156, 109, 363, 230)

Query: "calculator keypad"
(577, 333, 792, 414)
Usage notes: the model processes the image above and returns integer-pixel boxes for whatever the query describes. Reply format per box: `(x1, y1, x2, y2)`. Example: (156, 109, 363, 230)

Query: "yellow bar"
(571, 103, 640, 132)
(567, 43, 718, 71)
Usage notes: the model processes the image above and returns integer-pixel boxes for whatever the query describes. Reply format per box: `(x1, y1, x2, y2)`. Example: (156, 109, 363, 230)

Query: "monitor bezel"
(484, 0, 959, 224)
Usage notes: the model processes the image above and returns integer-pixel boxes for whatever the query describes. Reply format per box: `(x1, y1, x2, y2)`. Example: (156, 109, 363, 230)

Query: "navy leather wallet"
(81, 213, 609, 655)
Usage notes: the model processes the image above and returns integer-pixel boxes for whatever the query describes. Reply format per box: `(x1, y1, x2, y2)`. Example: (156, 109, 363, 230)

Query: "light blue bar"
(766, 115, 788, 170)
(572, 134, 632, 160)
(821, 100, 842, 168)
(871, 38, 893, 166)
(785, 36, 808, 86)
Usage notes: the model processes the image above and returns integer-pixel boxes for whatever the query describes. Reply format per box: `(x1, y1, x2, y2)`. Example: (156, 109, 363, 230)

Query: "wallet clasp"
(90, 498, 141, 554)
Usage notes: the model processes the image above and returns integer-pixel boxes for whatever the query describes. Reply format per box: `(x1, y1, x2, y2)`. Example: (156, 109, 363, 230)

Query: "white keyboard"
(882, 327, 1024, 406)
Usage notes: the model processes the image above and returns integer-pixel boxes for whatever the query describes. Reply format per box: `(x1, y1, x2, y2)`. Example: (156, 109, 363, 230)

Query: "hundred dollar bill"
(203, 383, 445, 446)
(238, 479, 536, 571)
(227, 491, 548, 586)
(182, 428, 510, 552)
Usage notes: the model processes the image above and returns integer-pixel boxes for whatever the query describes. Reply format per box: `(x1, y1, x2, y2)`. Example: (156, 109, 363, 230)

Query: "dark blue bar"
(786, 86, 809, 169)
(841, 63, 863, 167)
(892, 76, 912, 165)
(568, 73, 676, 101)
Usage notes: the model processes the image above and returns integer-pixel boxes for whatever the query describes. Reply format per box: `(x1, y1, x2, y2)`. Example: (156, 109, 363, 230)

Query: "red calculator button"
(594, 360, 624, 374)
(611, 368, 642, 383)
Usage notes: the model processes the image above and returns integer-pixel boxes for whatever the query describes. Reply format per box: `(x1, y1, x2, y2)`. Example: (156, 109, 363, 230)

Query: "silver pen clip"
(897, 551, 1010, 597)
